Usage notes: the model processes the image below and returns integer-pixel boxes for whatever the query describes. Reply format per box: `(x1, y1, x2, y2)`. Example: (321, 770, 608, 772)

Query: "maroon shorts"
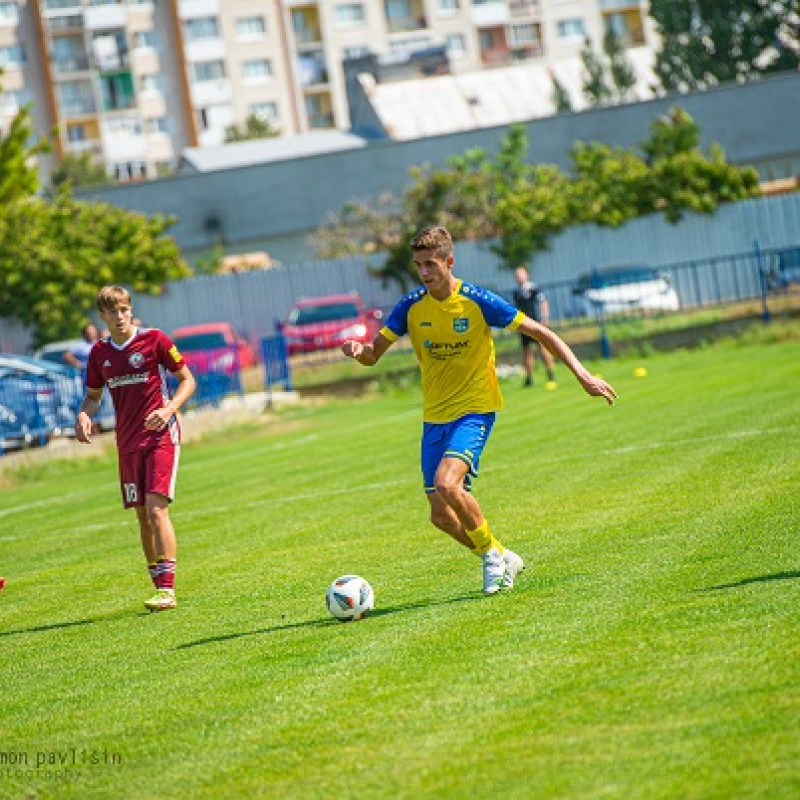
(117, 441, 181, 508)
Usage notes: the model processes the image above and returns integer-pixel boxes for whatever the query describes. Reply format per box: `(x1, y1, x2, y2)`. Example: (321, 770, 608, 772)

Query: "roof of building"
(360, 47, 659, 141)
(178, 130, 369, 174)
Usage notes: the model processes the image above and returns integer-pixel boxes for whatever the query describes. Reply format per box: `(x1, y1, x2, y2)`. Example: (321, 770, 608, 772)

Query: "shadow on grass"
(704, 570, 800, 591)
(176, 593, 477, 650)
(0, 612, 128, 639)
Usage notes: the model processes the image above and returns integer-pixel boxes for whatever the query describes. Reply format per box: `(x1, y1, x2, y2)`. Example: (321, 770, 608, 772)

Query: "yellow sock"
(465, 521, 504, 556)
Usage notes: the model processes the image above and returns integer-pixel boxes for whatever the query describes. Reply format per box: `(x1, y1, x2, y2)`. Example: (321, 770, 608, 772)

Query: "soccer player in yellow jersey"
(342, 226, 617, 594)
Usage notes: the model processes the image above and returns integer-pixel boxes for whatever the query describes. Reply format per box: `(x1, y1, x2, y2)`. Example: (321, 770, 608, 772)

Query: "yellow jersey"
(380, 280, 524, 423)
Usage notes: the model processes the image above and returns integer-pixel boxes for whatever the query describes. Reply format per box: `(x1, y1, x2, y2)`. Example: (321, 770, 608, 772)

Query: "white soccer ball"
(326, 574, 374, 622)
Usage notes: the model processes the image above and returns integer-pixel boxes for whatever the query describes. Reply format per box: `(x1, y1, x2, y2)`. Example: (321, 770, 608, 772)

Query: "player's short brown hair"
(410, 226, 453, 259)
(96, 285, 132, 313)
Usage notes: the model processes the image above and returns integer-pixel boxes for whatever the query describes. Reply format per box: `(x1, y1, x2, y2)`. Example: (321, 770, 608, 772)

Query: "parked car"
(170, 323, 256, 374)
(0, 357, 64, 443)
(6, 355, 116, 433)
(763, 248, 800, 291)
(33, 339, 85, 367)
(570, 266, 680, 317)
(281, 293, 383, 355)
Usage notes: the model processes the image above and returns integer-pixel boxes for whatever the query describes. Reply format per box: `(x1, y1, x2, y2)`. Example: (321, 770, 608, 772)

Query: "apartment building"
(0, 0, 656, 182)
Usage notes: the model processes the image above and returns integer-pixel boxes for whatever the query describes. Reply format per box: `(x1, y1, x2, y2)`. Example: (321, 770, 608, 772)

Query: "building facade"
(1, 0, 656, 181)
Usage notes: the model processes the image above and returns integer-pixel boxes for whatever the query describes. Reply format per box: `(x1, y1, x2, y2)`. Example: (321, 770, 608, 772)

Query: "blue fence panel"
(261, 334, 292, 392)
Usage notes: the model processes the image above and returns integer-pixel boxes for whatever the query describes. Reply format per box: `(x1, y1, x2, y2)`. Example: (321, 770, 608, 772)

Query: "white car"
(33, 339, 85, 366)
(571, 266, 680, 317)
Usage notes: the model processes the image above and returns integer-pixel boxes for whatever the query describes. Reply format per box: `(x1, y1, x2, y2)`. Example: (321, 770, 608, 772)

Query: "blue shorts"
(421, 413, 496, 494)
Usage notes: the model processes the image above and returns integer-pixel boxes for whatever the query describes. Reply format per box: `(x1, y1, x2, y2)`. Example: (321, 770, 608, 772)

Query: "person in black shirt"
(512, 266, 556, 388)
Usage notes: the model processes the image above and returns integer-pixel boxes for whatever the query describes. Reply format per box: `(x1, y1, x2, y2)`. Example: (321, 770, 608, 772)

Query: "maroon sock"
(148, 563, 158, 588)
(157, 559, 176, 591)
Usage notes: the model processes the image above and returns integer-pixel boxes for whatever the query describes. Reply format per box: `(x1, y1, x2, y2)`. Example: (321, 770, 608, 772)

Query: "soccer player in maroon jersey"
(75, 286, 196, 612)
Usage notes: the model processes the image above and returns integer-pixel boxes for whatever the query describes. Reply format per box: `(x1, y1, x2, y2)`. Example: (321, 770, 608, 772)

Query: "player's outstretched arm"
(518, 317, 618, 406)
(75, 388, 104, 443)
(342, 333, 393, 367)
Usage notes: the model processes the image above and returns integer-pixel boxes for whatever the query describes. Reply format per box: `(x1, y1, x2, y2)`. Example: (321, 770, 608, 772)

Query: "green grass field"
(2, 334, 799, 799)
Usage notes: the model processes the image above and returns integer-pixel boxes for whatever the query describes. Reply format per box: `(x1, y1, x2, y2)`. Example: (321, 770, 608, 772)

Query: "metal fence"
(0, 352, 243, 456)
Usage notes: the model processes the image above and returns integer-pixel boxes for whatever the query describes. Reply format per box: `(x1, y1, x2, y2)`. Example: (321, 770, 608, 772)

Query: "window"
(335, 3, 365, 27)
(192, 60, 225, 82)
(343, 45, 370, 59)
(235, 16, 266, 39)
(140, 73, 165, 93)
(134, 31, 159, 49)
(1, 88, 29, 113)
(508, 23, 537, 47)
(56, 80, 95, 115)
(67, 124, 86, 142)
(106, 117, 142, 137)
(445, 33, 466, 58)
(557, 18, 585, 41)
(242, 59, 272, 82)
(148, 116, 169, 134)
(437, 0, 459, 11)
(0, 2, 19, 24)
(0, 44, 25, 67)
(114, 161, 147, 181)
(389, 36, 430, 56)
(249, 101, 279, 123)
(183, 16, 220, 41)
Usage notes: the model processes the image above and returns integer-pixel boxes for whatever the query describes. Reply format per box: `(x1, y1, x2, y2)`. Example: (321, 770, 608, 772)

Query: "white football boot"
(502, 549, 525, 589)
(481, 547, 505, 595)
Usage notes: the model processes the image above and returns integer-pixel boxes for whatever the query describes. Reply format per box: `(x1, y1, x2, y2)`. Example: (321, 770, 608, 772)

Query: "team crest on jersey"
(453, 317, 469, 334)
(128, 352, 145, 368)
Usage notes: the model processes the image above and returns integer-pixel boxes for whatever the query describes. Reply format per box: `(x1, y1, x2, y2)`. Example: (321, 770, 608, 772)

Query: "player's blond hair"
(96, 285, 132, 312)
(411, 226, 453, 259)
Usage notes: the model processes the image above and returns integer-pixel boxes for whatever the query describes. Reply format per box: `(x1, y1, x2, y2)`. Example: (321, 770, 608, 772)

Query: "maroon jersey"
(86, 328, 186, 453)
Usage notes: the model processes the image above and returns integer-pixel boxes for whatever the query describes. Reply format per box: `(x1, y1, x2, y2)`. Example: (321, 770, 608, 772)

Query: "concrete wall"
(76, 72, 800, 263)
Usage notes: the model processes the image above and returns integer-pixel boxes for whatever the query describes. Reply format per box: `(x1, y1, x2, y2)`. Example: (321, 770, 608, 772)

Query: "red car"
(282, 293, 383, 355)
(170, 323, 256, 373)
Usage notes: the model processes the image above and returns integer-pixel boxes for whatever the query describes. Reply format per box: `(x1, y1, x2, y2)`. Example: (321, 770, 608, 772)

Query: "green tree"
(0, 191, 191, 346)
(650, 0, 800, 91)
(49, 151, 113, 192)
(0, 103, 50, 204)
(639, 109, 761, 221)
(225, 114, 281, 143)
(312, 111, 761, 289)
(604, 29, 637, 102)
(551, 74, 574, 113)
(581, 37, 614, 107)
(568, 142, 651, 226)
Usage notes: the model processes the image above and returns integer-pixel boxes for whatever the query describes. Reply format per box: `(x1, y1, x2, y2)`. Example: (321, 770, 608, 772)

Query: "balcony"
(64, 139, 104, 157)
(297, 50, 329, 87)
(308, 112, 334, 129)
(470, 1, 508, 27)
(59, 98, 98, 117)
(509, 0, 539, 17)
(178, 0, 220, 20)
(46, 14, 84, 31)
(101, 125, 148, 160)
(52, 55, 91, 74)
(43, 0, 81, 12)
(480, 48, 511, 66)
(600, 0, 640, 10)
(190, 77, 233, 106)
(184, 38, 227, 63)
(84, 4, 127, 30)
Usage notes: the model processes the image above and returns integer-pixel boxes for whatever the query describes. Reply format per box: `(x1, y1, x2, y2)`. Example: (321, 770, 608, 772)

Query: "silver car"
(571, 266, 680, 317)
